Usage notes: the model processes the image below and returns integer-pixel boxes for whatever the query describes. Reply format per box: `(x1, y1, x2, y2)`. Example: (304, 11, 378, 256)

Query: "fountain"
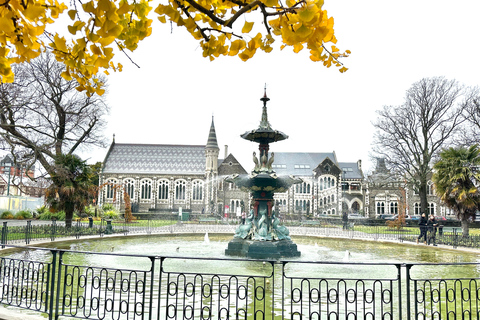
(224, 90, 303, 259)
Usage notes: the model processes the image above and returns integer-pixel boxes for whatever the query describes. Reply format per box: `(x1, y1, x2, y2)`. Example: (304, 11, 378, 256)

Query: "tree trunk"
(65, 205, 74, 228)
(461, 219, 470, 237)
(418, 182, 429, 215)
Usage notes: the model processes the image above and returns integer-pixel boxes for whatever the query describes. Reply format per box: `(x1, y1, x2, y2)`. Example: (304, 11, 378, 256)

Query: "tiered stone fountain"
(224, 91, 302, 259)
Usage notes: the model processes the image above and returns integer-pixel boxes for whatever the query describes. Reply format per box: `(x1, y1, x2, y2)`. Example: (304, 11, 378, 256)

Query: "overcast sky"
(81, 0, 480, 174)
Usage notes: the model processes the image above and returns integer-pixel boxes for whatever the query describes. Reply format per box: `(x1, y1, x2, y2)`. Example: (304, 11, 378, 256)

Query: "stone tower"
(205, 116, 220, 214)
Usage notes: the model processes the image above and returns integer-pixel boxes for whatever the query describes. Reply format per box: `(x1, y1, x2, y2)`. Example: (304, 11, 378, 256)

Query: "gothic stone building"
(98, 118, 367, 217)
(365, 158, 449, 218)
(270, 152, 365, 216)
(98, 119, 250, 216)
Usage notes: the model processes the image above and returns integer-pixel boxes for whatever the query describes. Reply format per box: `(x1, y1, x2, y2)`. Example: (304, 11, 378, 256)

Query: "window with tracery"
(106, 179, 117, 199)
(175, 180, 186, 200)
(192, 180, 203, 200)
(140, 180, 152, 200)
(376, 202, 385, 214)
(158, 180, 169, 200)
(124, 179, 135, 199)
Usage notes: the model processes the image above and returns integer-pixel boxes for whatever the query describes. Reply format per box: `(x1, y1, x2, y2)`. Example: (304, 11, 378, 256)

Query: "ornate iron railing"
(1, 218, 479, 249)
(0, 246, 479, 319)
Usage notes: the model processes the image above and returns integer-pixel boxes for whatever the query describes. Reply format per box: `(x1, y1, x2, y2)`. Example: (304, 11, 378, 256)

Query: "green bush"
(38, 210, 66, 221)
(14, 210, 33, 220)
(103, 210, 119, 220)
(84, 205, 98, 217)
(102, 203, 115, 212)
(0, 211, 14, 219)
(35, 206, 49, 216)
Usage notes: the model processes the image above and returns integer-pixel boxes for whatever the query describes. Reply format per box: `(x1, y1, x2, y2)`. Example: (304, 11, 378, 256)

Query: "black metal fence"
(0, 246, 479, 320)
(2, 217, 480, 250)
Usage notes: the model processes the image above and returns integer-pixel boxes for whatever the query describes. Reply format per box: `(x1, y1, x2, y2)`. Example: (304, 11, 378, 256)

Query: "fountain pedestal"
(225, 238, 300, 259)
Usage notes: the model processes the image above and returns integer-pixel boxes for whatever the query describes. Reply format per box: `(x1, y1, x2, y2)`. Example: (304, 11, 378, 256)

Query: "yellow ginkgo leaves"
(1, 0, 349, 96)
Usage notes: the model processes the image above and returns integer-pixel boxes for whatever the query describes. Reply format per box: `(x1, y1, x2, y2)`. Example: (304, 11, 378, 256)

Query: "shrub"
(0, 211, 14, 219)
(35, 206, 49, 217)
(84, 205, 98, 217)
(38, 210, 66, 221)
(103, 210, 119, 220)
(102, 203, 115, 212)
(15, 210, 33, 220)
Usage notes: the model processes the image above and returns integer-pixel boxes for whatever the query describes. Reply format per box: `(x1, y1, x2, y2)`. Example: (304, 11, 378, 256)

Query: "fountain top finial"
(240, 88, 288, 143)
(259, 86, 272, 130)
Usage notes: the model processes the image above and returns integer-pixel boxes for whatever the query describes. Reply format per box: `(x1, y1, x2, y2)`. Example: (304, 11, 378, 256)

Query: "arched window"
(307, 184, 311, 194)
(140, 180, 152, 200)
(124, 179, 135, 199)
(332, 209, 336, 215)
(106, 179, 117, 199)
(319, 178, 323, 191)
(428, 203, 435, 215)
(390, 202, 398, 214)
(427, 182, 434, 195)
(352, 201, 360, 213)
(331, 194, 335, 203)
(328, 177, 331, 188)
(158, 180, 169, 200)
(414, 203, 420, 215)
(192, 180, 203, 200)
(175, 180, 186, 200)
(332, 179, 335, 187)
(376, 202, 385, 214)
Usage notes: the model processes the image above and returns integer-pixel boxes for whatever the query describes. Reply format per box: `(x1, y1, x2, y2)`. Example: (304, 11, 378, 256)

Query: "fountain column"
(224, 90, 302, 259)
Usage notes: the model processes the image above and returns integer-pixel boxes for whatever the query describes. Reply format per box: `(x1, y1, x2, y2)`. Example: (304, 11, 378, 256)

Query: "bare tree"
(459, 91, 480, 145)
(372, 77, 472, 215)
(0, 52, 109, 225)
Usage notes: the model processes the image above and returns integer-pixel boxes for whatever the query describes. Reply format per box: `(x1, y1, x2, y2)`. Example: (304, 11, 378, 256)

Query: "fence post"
(25, 220, 31, 245)
(405, 264, 413, 320)
(48, 250, 57, 320)
(453, 229, 458, 249)
(54, 250, 64, 320)
(148, 257, 155, 320)
(51, 219, 57, 241)
(75, 219, 81, 239)
(1, 221, 7, 249)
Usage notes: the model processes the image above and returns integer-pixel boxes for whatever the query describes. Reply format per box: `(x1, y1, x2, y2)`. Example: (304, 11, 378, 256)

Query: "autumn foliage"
(0, 0, 349, 95)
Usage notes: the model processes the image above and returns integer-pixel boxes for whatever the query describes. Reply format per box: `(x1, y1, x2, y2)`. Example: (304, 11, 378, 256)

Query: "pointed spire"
(259, 85, 272, 130)
(206, 115, 219, 149)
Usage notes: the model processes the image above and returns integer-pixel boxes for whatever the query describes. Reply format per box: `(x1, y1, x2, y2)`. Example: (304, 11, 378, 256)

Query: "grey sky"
(82, 0, 480, 173)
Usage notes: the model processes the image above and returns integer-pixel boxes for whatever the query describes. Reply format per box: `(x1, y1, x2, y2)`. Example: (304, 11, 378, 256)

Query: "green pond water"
(4, 234, 480, 279)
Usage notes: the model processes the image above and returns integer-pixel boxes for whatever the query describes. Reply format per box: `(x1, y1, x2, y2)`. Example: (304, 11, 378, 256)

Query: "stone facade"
(365, 159, 448, 218)
(98, 119, 250, 216)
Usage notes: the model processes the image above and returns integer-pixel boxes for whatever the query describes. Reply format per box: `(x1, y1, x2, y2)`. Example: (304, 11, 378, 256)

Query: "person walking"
(417, 213, 428, 244)
(427, 215, 439, 246)
(342, 212, 349, 230)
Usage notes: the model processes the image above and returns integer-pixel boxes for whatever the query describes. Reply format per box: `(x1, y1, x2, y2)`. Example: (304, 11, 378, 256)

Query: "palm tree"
(45, 154, 94, 228)
(432, 145, 480, 236)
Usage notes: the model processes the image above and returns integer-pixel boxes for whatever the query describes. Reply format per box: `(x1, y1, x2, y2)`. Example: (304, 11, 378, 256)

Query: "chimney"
(224, 145, 228, 159)
(357, 159, 362, 171)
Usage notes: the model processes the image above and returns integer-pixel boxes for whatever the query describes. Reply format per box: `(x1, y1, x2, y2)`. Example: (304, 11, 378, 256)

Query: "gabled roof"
(218, 154, 248, 176)
(102, 143, 206, 175)
(338, 162, 363, 180)
(270, 152, 337, 176)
